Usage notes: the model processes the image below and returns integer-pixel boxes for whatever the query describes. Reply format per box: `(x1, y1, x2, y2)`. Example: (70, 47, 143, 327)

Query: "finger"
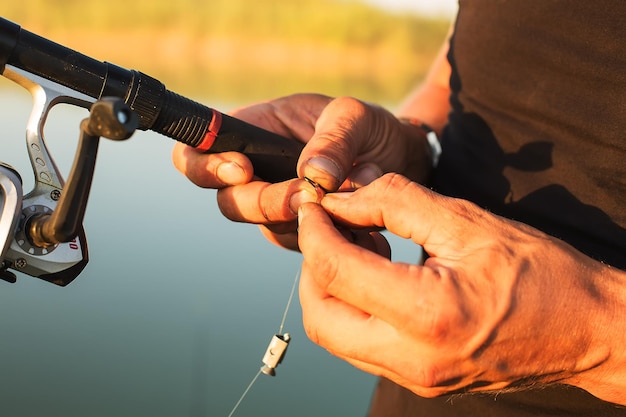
(321, 173, 480, 254)
(299, 260, 397, 362)
(338, 229, 391, 259)
(369, 231, 391, 259)
(336, 162, 383, 191)
(298, 203, 440, 330)
(258, 225, 299, 251)
(299, 262, 431, 389)
(217, 178, 319, 224)
(172, 143, 253, 188)
(257, 222, 386, 254)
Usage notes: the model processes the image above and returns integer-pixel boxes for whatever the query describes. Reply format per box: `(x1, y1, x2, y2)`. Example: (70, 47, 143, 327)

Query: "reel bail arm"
(27, 98, 137, 248)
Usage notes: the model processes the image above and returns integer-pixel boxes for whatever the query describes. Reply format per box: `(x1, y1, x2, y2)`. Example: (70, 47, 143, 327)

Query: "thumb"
(297, 97, 389, 192)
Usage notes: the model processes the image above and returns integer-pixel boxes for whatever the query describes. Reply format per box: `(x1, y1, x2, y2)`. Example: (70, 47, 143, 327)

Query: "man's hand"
(297, 173, 626, 405)
(172, 94, 431, 250)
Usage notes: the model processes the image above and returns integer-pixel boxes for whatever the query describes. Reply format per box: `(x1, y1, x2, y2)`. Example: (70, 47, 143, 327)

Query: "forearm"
(392, 32, 453, 183)
(395, 31, 453, 135)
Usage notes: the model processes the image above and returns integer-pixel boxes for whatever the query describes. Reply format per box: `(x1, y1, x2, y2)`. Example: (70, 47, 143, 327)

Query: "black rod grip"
(151, 90, 304, 183)
(212, 113, 304, 184)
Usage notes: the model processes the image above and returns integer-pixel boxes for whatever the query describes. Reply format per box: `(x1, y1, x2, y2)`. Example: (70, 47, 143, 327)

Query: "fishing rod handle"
(153, 88, 304, 184)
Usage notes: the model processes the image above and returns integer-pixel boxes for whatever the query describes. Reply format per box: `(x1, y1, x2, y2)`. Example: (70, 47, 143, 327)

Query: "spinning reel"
(0, 68, 137, 285)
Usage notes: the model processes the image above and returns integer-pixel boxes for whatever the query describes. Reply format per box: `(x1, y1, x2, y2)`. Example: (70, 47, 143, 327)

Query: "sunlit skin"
(298, 178, 626, 403)
(172, 34, 626, 405)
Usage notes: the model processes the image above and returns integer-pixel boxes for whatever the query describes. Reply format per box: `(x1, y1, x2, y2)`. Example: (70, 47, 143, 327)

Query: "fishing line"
(225, 268, 301, 417)
(279, 268, 300, 335)
(226, 369, 262, 417)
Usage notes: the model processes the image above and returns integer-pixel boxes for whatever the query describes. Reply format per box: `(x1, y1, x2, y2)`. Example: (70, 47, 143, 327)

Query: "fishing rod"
(0, 17, 304, 286)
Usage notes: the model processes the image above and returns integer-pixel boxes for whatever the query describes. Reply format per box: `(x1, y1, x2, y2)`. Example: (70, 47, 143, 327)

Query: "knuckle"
(171, 144, 185, 172)
(379, 172, 412, 188)
(412, 364, 461, 395)
(259, 183, 299, 222)
(332, 95, 367, 111)
(215, 191, 242, 221)
(423, 308, 453, 344)
(416, 366, 439, 390)
(406, 300, 451, 345)
(172, 148, 206, 186)
(374, 172, 415, 201)
(322, 96, 370, 139)
(443, 195, 488, 226)
(404, 269, 464, 343)
(301, 316, 322, 346)
(313, 252, 342, 294)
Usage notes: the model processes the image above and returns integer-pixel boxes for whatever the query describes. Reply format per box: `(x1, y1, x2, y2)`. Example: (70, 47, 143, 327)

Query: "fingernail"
(217, 162, 247, 184)
(305, 157, 342, 185)
(289, 189, 317, 214)
(351, 164, 382, 188)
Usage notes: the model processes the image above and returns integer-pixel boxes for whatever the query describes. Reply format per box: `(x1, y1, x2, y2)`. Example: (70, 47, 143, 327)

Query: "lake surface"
(0, 82, 421, 417)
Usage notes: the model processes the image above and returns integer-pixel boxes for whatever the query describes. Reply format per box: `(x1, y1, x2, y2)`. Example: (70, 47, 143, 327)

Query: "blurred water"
(0, 77, 425, 416)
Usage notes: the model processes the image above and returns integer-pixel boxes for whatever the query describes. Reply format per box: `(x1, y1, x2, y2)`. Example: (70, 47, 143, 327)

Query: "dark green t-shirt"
(369, 0, 626, 415)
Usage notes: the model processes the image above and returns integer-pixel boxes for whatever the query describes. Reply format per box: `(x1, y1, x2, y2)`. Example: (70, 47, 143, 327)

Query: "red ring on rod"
(196, 109, 222, 152)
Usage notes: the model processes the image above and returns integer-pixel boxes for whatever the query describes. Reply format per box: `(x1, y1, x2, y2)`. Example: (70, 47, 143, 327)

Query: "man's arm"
(396, 33, 453, 135)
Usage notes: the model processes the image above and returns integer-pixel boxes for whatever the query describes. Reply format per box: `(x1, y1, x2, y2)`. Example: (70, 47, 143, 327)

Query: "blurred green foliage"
(4, 0, 447, 43)
(2, 0, 451, 105)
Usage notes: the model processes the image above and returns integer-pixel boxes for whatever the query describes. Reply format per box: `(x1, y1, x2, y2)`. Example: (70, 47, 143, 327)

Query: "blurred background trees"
(3, 0, 450, 106)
